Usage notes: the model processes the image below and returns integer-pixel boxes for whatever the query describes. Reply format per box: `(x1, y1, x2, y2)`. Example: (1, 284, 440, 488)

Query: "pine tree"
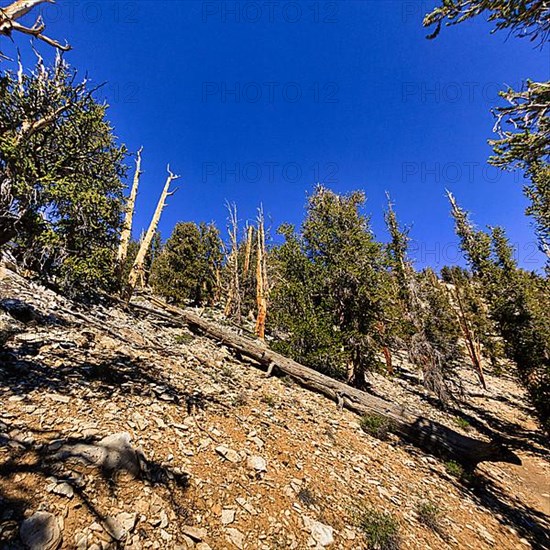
(270, 186, 388, 387)
(449, 193, 550, 431)
(0, 55, 127, 295)
(150, 222, 223, 307)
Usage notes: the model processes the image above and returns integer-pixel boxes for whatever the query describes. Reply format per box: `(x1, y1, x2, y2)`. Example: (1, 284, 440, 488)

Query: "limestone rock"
(20, 511, 62, 550)
(303, 516, 334, 547)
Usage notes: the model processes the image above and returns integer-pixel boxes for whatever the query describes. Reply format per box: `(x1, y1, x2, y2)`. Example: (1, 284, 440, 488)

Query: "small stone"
(303, 516, 334, 547)
(215, 445, 240, 463)
(226, 527, 245, 549)
(246, 455, 267, 472)
(20, 511, 62, 550)
(105, 512, 137, 541)
(221, 508, 236, 525)
(53, 482, 74, 498)
(181, 525, 207, 541)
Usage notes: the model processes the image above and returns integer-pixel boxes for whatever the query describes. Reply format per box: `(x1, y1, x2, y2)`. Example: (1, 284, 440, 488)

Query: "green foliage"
(423, 0, 549, 43)
(150, 222, 223, 306)
(358, 508, 401, 550)
(453, 417, 471, 430)
(489, 83, 550, 260)
(360, 413, 394, 440)
(444, 460, 464, 478)
(424, 2, 549, 264)
(269, 187, 389, 387)
(0, 56, 127, 295)
(416, 500, 443, 533)
(450, 196, 550, 432)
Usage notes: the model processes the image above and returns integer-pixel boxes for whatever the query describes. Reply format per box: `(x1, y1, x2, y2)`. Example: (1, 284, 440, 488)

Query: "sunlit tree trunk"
(125, 165, 179, 300)
(255, 207, 267, 340)
(243, 224, 253, 276)
(117, 147, 143, 278)
(223, 202, 241, 322)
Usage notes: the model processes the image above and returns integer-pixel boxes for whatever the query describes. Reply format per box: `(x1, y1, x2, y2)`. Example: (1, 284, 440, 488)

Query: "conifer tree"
(449, 193, 550, 431)
(270, 186, 388, 387)
(150, 221, 223, 307)
(0, 55, 126, 294)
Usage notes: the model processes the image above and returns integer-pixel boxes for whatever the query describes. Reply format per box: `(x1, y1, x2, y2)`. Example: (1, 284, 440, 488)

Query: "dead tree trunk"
(0, 0, 70, 51)
(131, 297, 521, 468)
(117, 147, 143, 277)
(223, 202, 241, 322)
(255, 208, 267, 340)
(243, 225, 253, 276)
(125, 166, 179, 300)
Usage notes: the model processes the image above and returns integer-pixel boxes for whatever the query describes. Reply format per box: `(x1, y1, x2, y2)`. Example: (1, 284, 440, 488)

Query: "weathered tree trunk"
(125, 166, 179, 300)
(131, 297, 521, 468)
(117, 147, 143, 274)
(0, 0, 70, 51)
(452, 284, 487, 389)
(243, 225, 253, 276)
(255, 209, 267, 340)
(223, 202, 241, 322)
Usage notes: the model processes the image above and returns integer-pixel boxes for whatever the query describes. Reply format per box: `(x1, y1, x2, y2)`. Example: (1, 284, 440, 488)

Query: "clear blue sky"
(10, 0, 550, 270)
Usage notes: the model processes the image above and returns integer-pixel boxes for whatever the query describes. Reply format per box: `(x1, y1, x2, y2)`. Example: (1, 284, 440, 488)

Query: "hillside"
(0, 265, 548, 550)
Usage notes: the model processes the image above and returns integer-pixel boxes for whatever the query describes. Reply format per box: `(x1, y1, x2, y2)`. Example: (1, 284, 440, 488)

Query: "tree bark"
(255, 209, 267, 340)
(117, 147, 143, 273)
(243, 225, 253, 276)
(132, 297, 522, 468)
(0, 0, 70, 51)
(125, 166, 178, 300)
(223, 202, 241, 322)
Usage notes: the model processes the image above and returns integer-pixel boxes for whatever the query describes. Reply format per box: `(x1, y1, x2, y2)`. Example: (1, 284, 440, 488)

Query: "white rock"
(246, 455, 267, 472)
(221, 508, 236, 525)
(303, 516, 334, 547)
(226, 527, 245, 549)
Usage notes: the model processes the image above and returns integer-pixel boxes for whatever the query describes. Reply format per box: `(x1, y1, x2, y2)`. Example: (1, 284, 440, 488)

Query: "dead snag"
(117, 146, 143, 278)
(255, 206, 267, 340)
(0, 0, 71, 53)
(125, 165, 179, 300)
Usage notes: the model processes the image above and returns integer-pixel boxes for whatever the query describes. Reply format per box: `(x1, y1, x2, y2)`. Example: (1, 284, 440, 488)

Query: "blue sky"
(10, 1, 550, 270)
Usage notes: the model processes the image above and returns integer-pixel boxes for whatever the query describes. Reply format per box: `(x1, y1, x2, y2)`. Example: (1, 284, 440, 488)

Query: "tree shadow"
(0, 421, 190, 548)
(438, 469, 550, 550)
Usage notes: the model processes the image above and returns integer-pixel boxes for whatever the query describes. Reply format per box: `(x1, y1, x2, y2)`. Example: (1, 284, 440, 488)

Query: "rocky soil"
(0, 265, 548, 549)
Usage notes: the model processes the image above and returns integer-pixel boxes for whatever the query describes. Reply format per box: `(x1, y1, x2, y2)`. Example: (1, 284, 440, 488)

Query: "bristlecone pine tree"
(269, 186, 389, 388)
(449, 192, 550, 432)
(424, 0, 549, 265)
(0, 55, 127, 295)
(150, 221, 223, 307)
(384, 196, 462, 404)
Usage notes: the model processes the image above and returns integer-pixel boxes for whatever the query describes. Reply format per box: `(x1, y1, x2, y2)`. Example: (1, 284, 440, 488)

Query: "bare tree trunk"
(243, 224, 253, 276)
(132, 297, 521, 468)
(117, 147, 143, 275)
(0, 0, 70, 51)
(223, 202, 241, 322)
(255, 208, 267, 340)
(125, 165, 179, 300)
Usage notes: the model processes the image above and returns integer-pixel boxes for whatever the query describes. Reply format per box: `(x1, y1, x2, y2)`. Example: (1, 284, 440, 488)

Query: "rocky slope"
(0, 265, 548, 549)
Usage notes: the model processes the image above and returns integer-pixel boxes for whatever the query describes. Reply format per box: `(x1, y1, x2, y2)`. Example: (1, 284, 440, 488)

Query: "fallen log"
(131, 297, 521, 468)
